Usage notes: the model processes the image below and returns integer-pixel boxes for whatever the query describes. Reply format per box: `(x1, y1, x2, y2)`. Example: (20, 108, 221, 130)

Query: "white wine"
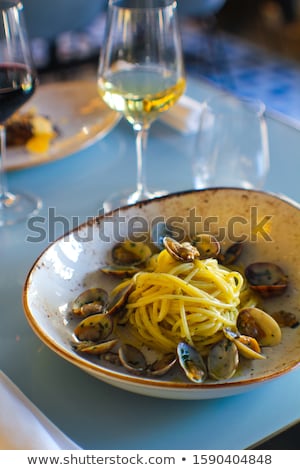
(97, 0, 185, 208)
(98, 68, 186, 127)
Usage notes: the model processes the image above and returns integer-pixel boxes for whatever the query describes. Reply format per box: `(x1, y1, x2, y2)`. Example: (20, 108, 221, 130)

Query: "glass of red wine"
(0, 0, 40, 227)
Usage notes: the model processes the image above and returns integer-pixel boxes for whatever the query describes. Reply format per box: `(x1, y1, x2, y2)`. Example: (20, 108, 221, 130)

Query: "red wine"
(0, 63, 37, 123)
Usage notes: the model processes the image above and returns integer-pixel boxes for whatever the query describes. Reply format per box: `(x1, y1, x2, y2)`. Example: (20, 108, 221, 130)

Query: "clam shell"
(73, 338, 118, 355)
(163, 237, 200, 262)
(112, 240, 152, 266)
(72, 288, 108, 316)
(177, 342, 207, 383)
(192, 233, 220, 259)
(238, 307, 282, 346)
(118, 344, 147, 373)
(223, 327, 265, 360)
(73, 313, 113, 342)
(245, 262, 288, 297)
(207, 338, 239, 380)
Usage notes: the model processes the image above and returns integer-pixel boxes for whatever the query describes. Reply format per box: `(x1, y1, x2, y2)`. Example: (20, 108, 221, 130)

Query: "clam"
(207, 338, 239, 380)
(148, 353, 177, 376)
(177, 342, 207, 383)
(107, 282, 134, 316)
(223, 327, 265, 360)
(73, 312, 113, 342)
(101, 240, 152, 278)
(118, 344, 147, 373)
(219, 242, 243, 265)
(163, 237, 200, 263)
(271, 310, 299, 329)
(192, 233, 220, 259)
(101, 265, 140, 277)
(101, 351, 121, 366)
(151, 221, 176, 250)
(237, 307, 282, 347)
(245, 262, 288, 297)
(72, 338, 118, 355)
(72, 287, 108, 316)
(112, 240, 152, 266)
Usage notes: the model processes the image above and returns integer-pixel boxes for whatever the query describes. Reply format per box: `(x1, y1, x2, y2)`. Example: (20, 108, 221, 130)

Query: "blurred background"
(22, 0, 300, 125)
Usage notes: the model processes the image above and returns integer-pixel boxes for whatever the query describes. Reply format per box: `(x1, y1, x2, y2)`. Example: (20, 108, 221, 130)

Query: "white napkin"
(160, 94, 204, 134)
(0, 371, 80, 450)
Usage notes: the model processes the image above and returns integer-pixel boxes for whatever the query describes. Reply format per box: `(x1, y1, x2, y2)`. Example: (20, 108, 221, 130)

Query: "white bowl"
(23, 189, 300, 399)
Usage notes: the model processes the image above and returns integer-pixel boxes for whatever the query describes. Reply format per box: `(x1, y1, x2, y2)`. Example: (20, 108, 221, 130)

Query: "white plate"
(5, 80, 120, 171)
(23, 189, 300, 399)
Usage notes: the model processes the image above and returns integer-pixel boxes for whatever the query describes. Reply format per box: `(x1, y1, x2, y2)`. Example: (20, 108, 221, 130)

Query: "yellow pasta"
(113, 249, 255, 355)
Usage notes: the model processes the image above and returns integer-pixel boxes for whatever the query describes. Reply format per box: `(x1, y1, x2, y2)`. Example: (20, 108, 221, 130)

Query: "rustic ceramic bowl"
(23, 189, 300, 399)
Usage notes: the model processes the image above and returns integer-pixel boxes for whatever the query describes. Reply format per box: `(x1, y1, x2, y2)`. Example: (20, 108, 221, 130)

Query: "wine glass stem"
(134, 125, 150, 201)
(0, 124, 9, 204)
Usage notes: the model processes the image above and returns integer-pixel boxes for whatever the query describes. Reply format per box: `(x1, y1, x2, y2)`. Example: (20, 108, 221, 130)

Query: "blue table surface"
(1, 76, 300, 450)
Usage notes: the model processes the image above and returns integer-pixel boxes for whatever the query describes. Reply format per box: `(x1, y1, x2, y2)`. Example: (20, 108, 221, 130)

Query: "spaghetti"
(113, 249, 255, 354)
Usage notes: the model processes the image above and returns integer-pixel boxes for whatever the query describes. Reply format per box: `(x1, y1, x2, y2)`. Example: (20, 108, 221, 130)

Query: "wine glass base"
(102, 188, 168, 213)
(0, 191, 42, 227)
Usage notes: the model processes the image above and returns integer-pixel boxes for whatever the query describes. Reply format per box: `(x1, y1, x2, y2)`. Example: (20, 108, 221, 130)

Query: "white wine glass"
(97, 0, 185, 212)
(0, 0, 40, 227)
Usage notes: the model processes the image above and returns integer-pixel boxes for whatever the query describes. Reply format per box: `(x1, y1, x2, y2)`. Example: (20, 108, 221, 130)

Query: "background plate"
(5, 80, 120, 171)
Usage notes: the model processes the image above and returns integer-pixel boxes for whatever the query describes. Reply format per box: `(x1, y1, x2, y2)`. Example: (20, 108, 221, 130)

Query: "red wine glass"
(0, 0, 41, 227)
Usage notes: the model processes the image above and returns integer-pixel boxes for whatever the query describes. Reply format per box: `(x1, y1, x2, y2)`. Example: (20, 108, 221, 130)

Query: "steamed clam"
(101, 265, 140, 277)
(73, 312, 113, 342)
(177, 342, 207, 383)
(112, 240, 152, 266)
(72, 287, 108, 316)
(245, 262, 288, 297)
(207, 338, 239, 380)
(118, 344, 147, 373)
(118, 345, 177, 376)
(271, 310, 299, 329)
(106, 281, 134, 317)
(148, 353, 177, 376)
(72, 312, 118, 356)
(163, 233, 222, 263)
(223, 327, 265, 360)
(163, 237, 200, 262)
(101, 240, 152, 277)
(71, 282, 136, 362)
(192, 233, 220, 259)
(73, 339, 118, 355)
(237, 307, 282, 346)
(219, 242, 243, 265)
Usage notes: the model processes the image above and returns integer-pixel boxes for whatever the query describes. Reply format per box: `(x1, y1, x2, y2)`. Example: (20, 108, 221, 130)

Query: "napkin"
(160, 94, 204, 134)
(0, 371, 80, 450)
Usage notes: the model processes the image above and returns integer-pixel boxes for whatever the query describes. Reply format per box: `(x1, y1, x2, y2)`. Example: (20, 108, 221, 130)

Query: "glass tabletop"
(1, 76, 300, 450)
